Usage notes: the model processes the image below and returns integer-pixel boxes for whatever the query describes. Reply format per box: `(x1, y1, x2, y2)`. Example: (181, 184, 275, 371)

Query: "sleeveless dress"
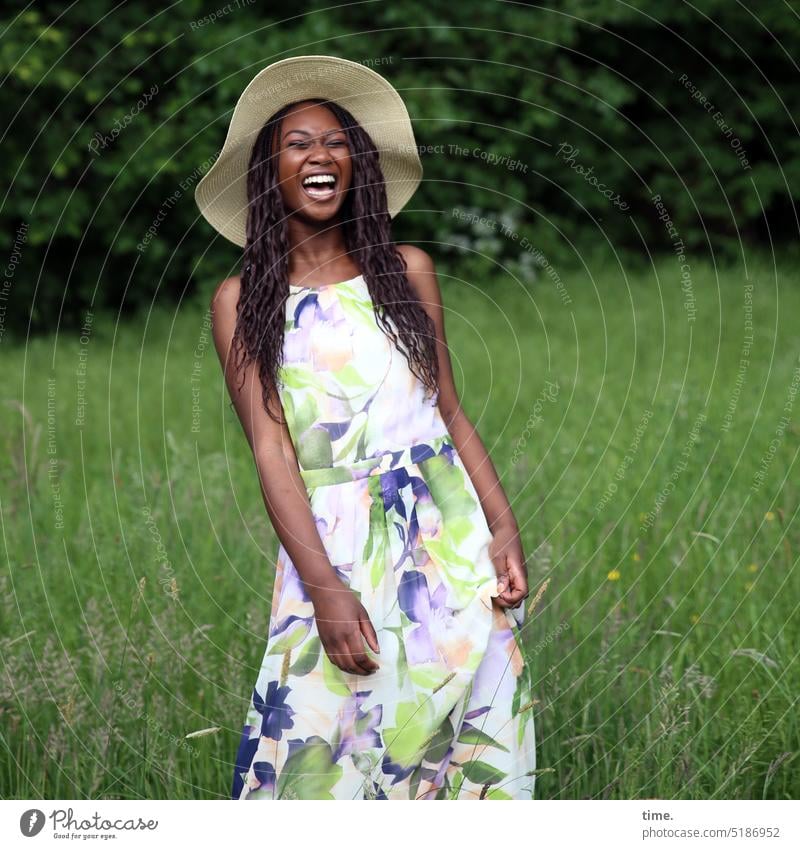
(231, 273, 537, 800)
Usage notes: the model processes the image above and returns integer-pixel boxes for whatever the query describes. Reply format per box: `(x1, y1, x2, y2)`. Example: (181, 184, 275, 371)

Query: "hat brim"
(194, 55, 423, 248)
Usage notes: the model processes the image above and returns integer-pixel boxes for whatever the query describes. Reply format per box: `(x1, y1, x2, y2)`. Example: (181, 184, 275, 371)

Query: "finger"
(497, 593, 528, 610)
(329, 640, 359, 675)
(494, 556, 510, 594)
(510, 590, 528, 608)
(348, 633, 379, 674)
(502, 584, 528, 605)
(359, 612, 381, 656)
(496, 584, 528, 607)
(506, 563, 528, 597)
(350, 629, 379, 674)
(505, 553, 526, 575)
(507, 557, 528, 585)
(494, 552, 509, 574)
(351, 652, 377, 675)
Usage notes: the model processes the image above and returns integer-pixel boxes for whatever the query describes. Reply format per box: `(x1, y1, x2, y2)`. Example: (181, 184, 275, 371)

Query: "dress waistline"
(299, 432, 455, 489)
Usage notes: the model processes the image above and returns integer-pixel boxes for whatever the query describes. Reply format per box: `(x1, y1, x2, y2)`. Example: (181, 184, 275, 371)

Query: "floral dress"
(231, 273, 537, 800)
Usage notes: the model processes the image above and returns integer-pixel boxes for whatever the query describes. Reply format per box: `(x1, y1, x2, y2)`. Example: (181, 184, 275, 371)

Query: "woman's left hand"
(488, 523, 529, 609)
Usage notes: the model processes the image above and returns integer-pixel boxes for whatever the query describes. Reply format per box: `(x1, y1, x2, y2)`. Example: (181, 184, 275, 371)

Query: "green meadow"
(1, 252, 798, 799)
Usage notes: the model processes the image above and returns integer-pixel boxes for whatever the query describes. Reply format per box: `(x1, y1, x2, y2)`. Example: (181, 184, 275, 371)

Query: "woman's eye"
(287, 140, 345, 149)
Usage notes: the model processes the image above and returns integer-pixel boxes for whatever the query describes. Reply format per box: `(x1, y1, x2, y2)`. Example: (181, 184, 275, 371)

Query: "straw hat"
(194, 55, 424, 247)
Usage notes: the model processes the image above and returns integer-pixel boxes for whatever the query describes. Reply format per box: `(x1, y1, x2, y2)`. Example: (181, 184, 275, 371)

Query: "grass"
(1, 249, 798, 799)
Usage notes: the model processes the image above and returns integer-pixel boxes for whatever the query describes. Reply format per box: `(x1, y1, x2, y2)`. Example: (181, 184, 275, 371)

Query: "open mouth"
(300, 172, 337, 201)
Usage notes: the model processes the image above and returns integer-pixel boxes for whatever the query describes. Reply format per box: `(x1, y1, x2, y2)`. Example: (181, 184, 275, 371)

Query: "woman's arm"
(399, 246, 529, 611)
(210, 276, 380, 674)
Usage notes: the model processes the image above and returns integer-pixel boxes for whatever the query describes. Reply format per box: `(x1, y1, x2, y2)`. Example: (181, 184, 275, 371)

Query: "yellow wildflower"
(607, 569, 621, 581)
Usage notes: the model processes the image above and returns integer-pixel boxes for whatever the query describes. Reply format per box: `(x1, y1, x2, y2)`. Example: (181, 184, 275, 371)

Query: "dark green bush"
(1, 0, 797, 335)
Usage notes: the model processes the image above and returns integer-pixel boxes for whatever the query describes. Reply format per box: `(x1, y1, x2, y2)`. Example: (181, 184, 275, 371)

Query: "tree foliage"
(1, 0, 797, 333)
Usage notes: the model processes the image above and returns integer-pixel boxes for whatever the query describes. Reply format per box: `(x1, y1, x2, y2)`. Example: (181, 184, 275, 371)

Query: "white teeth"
(302, 174, 336, 186)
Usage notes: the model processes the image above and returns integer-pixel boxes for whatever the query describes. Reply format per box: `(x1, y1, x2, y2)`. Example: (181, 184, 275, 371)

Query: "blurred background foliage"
(1, 0, 798, 334)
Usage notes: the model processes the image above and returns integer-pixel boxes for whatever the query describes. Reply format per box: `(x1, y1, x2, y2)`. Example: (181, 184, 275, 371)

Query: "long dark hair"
(229, 97, 439, 424)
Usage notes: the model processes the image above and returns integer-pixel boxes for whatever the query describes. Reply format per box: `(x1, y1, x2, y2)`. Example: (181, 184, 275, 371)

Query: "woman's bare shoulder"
(396, 244, 434, 272)
(210, 274, 242, 316)
(396, 245, 440, 304)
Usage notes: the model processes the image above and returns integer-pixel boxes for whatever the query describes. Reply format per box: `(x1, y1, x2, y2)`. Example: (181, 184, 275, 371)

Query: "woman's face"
(272, 101, 353, 223)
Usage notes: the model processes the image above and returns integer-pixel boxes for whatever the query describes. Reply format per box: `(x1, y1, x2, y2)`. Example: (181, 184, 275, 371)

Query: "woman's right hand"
(309, 582, 381, 676)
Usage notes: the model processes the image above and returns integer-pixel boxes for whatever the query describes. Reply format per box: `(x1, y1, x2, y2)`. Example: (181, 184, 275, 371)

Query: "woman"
(197, 55, 536, 800)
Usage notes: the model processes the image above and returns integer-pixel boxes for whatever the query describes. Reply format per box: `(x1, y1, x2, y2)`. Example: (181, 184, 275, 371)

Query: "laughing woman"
(197, 55, 537, 800)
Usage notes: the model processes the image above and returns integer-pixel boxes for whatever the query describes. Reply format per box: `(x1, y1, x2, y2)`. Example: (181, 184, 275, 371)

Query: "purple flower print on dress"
(283, 294, 320, 364)
(278, 559, 314, 605)
(381, 465, 443, 569)
(320, 419, 351, 444)
(368, 780, 388, 799)
(469, 617, 518, 709)
(397, 569, 454, 665)
(378, 440, 452, 519)
(269, 612, 314, 642)
(464, 705, 491, 721)
(377, 466, 421, 572)
(409, 441, 444, 465)
(331, 689, 383, 762)
(231, 725, 259, 799)
(285, 292, 351, 365)
(380, 466, 412, 519)
(381, 750, 417, 786)
(253, 680, 295, 740)
(412, 746, 454, 799)
(378, 379, 450, 446)
(251, 760, 276, 794)
(430, 743, 453, 787)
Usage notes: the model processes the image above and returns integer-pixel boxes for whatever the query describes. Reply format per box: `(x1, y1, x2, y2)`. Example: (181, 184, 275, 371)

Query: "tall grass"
(1, 251, 797, 798)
